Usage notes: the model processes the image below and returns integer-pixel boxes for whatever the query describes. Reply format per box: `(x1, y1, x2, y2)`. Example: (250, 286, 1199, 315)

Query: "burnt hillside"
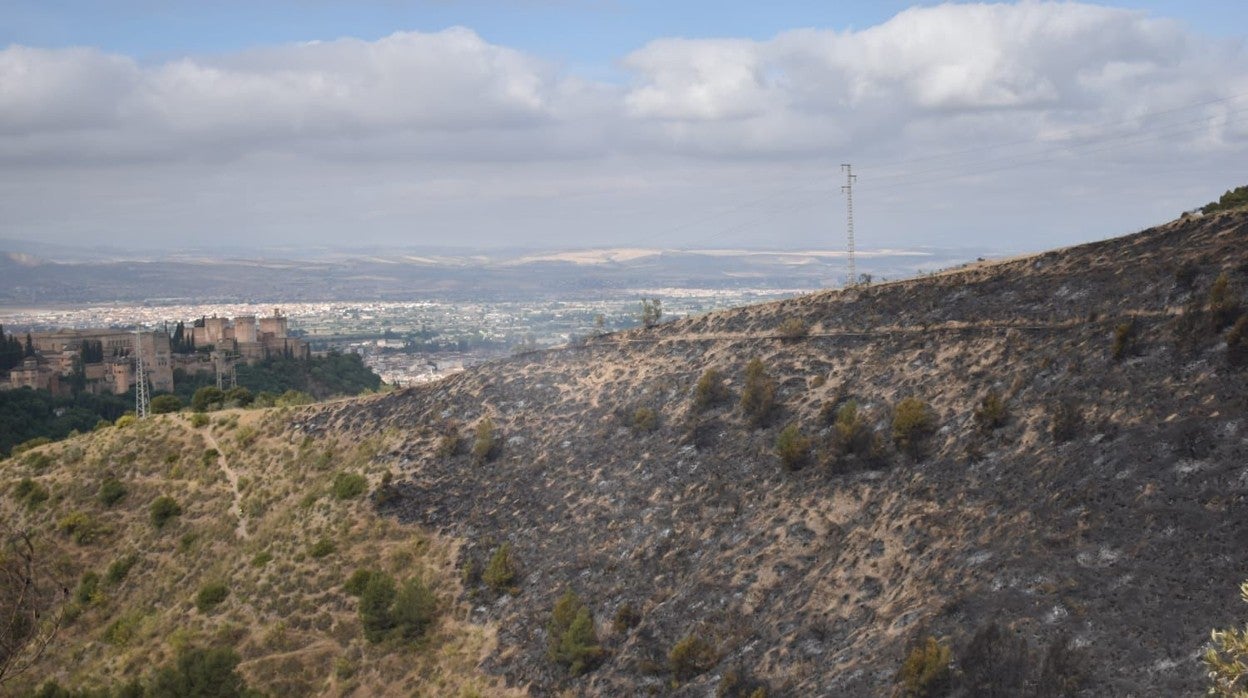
(300, 210, 1248, 696)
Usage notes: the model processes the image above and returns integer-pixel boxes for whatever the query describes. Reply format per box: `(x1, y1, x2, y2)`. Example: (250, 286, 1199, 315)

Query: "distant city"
(0, 290, 805, 389)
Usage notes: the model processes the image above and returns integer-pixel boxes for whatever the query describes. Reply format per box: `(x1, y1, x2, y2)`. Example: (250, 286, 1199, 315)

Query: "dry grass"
(0, 409, 522, 697)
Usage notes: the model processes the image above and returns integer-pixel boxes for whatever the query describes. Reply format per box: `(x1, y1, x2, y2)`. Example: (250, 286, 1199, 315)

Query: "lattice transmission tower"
(842, 163, 857, 287)
(134, 330, 150, 419)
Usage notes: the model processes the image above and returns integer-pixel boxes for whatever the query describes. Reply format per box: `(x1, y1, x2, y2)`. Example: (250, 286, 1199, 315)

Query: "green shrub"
(148, 645, 250, 697)
(777, 317, 809, 340)
(357, 572, 438, 643)
(739, 358, 777, 428)
(345, 568, 379, 596)
(669, 633, 718, 681)
(774, 423, 810, 470)
(896, 636, 951, 697)
(150, 496, 182, 529)
(435, 428, 462, 459)
(103, 611, 143, 646)
(390, 577, 438, 641)
(693, 368, 731, 411)
(98, 477, 127, 507)
(482, 542, 518, 593)
(309, 538, 337, 559)
(472, 417, 500, 465)
(58, 511, 103, 545)
(359, 573, 397, 642)
(106, 553, 139, 586)
(150, 394, 182, 414)
(11, 436, 52, 456)
(972, 390, 1009, 431)
(631, 406, 659, 433)
(331, 472, 367, 500)
(547, 589, 603, 676)
(251, 551, 273, 568)
(1112, 320, 1136, 360)
(195, 582, 229, 613)
(224, 386, 253, 407)
(831, 401, 874, 456)
(76, 571, 102, 605)
(114, 414, 137, 429)
(12, 477, 49, 509)
(613, 602, 641, 633)
(892, 397, 936, 457)
(189, 412, 209, 428)
(1202, 185, 1248, 215)
(191, 386, 225, 412)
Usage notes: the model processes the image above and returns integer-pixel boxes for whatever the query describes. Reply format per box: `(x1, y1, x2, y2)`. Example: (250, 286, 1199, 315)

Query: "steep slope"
(5, 210, 1246, 697)
(297, 210, 1248, 695)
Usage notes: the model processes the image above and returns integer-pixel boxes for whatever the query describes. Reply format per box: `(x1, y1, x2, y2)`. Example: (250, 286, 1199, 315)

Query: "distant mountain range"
(0, 245, 989, 304)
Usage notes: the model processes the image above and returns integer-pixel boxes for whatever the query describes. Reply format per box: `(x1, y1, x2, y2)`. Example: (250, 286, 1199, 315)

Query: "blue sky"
(1, 2, 1246, 254)
(6, 0, 1246, 70)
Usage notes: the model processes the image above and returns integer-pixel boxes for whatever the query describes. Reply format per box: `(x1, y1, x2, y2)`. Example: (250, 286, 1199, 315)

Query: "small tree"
(150, 394, 182, 414)
(777, 318, 809, 341)
(640, 298, 662, 328)
(896, 636, 951, 697)
(972, 390, 1008, 431)
(150, 496, 183, 529)
(148, 645, 249, 697)
(359, 573, 398, 643)
(631, 406, 659, 433)
(693, 368, 731, 411)
(390, 577, 438, 641)
(892, 397, 936, 458)
(482, 543, 518, 593)
(191, 386, 224, 413)
(832, 401, 874, 456)
(775, 423, 810, 470)
(669, 633, 718, 682)
(739, 358, 777, 428)
(472, 417, 499, 465)
(547, 589, 603, 676)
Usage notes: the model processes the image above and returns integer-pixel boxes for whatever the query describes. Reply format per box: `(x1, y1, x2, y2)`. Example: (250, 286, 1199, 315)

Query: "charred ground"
(288, 210, 1248, 695)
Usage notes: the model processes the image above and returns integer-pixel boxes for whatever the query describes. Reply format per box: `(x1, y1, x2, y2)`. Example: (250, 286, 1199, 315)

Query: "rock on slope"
(299, 210, 1248, 696)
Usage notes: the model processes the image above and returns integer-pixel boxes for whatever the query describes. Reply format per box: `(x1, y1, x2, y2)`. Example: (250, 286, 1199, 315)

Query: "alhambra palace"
(4, 311, 308, 395)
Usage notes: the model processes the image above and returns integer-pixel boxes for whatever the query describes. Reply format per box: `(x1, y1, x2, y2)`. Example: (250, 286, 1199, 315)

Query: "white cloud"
(0, 3, 1246, 250)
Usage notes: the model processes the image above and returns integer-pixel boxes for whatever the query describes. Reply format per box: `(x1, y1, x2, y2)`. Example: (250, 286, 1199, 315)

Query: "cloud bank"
(2, 2, 1246, 251)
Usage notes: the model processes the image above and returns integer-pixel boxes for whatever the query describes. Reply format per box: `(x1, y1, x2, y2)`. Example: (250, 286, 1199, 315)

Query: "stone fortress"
(5, 310, 307, 395)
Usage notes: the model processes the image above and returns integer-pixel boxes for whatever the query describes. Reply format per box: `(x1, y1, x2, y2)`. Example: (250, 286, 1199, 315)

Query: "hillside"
(4, 209, 1248, 696)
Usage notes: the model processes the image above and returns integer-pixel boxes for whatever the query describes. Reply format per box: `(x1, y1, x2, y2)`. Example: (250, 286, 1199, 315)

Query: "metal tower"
(842, 163, 857, 287)
(134, 330, 149, 419)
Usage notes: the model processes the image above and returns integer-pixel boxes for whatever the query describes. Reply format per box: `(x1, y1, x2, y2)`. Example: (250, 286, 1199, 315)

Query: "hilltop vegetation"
(1202, 184, 1248, 215)
(3, 208, 1248, 696)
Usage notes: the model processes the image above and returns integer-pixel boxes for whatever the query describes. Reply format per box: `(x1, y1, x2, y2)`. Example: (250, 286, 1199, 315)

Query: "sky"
(1, 0, 1246, 254)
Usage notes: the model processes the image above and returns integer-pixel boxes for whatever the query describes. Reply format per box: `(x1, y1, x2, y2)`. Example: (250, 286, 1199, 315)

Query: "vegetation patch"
(547, 589, 603, 677)
(331, 472, 367, 500)
(149, 495, 183, 529)
(195, 581, 230, 613)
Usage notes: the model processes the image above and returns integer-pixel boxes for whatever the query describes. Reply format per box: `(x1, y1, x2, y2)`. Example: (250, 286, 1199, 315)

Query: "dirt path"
(201, 428, 249, 539)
